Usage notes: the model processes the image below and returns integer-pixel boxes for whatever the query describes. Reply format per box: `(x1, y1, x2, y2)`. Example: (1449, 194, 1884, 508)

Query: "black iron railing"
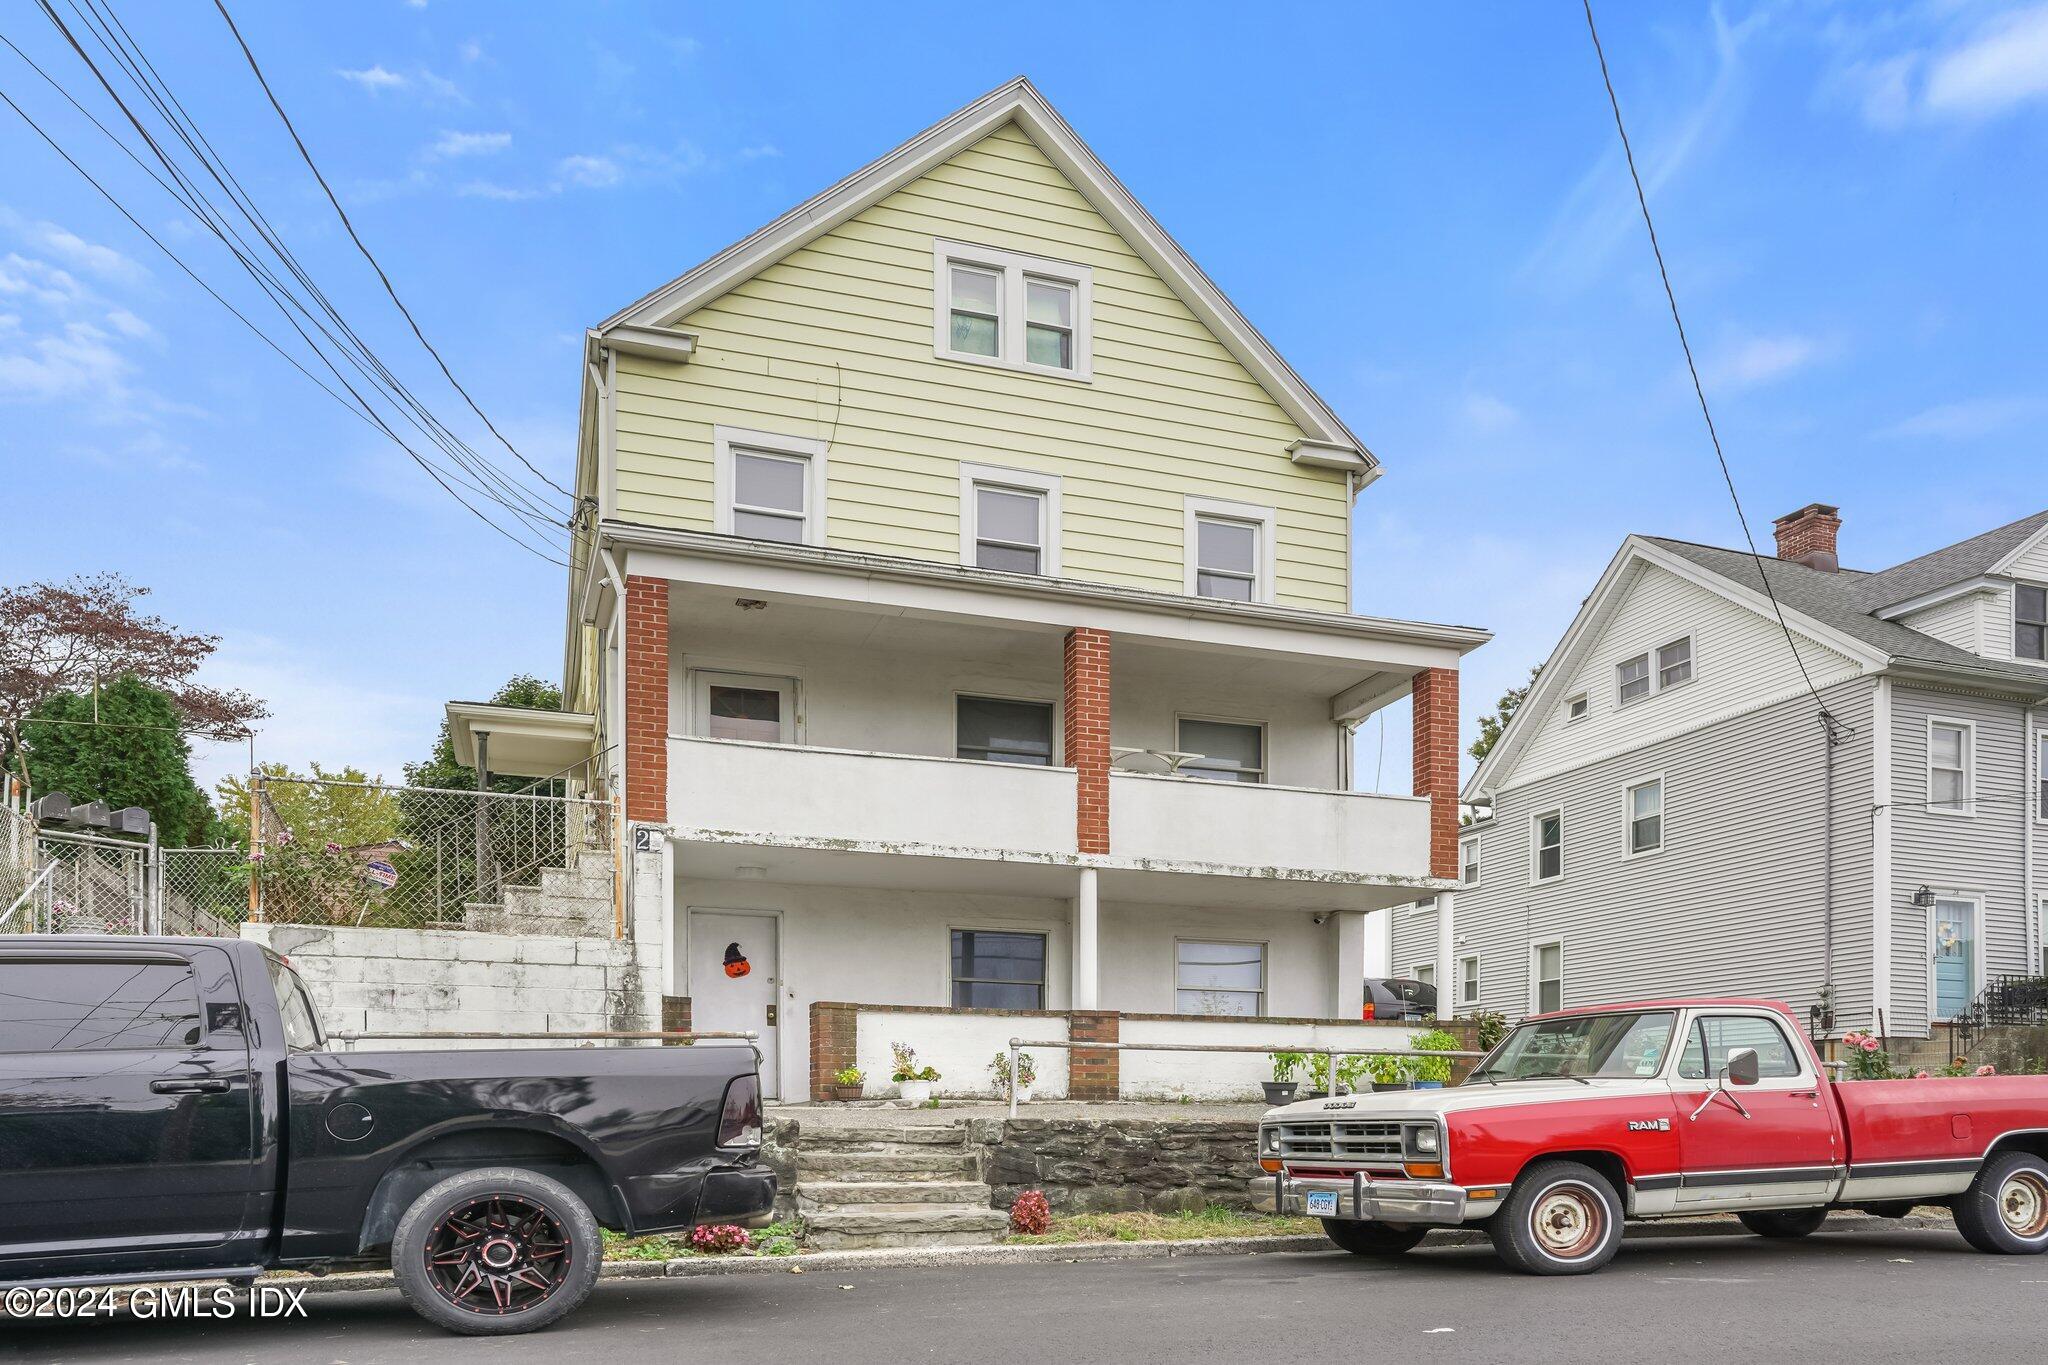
(1950, 974, 2048, 1062)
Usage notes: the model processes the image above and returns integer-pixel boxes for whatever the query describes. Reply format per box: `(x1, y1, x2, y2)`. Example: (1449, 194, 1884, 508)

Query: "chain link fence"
(247, 776, 617, 935)
(161, 846, 245, 937)
(2, 790, 43, 931)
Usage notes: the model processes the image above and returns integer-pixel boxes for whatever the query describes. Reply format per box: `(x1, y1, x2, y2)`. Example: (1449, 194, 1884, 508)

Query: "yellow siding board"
(613, 124, 1352, 610)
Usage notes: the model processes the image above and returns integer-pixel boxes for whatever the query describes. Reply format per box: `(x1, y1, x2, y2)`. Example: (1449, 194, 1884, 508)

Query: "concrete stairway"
(794, 1123, 1008, 1250)
(465, 863, 615, 937)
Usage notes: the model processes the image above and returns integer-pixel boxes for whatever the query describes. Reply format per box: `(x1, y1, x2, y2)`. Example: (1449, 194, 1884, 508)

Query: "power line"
(211, 0, 574, 502)
(1580, 0, 1845, 740)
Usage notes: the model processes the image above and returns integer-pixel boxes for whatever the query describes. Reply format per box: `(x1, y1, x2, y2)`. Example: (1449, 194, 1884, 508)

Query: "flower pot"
(1412, 1080, 1445, 1090)
(898, 1079, 933, 1104)
(1014, 1083, 1034, 1104)
(1261, 1080, 1299, 1105)
(827, 1083, 864, 1102)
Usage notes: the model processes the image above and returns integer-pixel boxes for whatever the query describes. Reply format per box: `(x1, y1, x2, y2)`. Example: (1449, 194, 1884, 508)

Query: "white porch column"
(1331, 911, 1367, 1019)
(1072, 866, 1100, 1010)
(1434, 891, 1456, 1021)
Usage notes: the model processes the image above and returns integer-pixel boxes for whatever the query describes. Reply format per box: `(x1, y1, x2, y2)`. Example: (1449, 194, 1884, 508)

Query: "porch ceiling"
(445, 702, 597, 778)
(670, 834, 1441, 913)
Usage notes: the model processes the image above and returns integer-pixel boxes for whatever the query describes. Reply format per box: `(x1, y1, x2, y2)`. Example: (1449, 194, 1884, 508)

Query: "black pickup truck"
(0, 934, 773, 1334)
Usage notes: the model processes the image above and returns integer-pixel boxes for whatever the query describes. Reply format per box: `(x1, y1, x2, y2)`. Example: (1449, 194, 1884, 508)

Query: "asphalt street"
(6, 1227, 2044, 1364)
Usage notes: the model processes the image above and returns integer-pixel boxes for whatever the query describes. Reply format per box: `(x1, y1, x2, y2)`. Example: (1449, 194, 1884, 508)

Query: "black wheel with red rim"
(392, 1167, 603, 1335)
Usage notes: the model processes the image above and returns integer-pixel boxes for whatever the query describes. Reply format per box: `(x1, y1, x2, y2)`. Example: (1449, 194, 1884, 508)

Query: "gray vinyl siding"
(1405, 678, 1875, 1029)
(1889, 684, 2037, 1034)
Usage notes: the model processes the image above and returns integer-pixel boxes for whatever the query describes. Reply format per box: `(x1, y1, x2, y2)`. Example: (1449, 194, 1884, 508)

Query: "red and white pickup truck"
(1260, 997, 2048, 1274)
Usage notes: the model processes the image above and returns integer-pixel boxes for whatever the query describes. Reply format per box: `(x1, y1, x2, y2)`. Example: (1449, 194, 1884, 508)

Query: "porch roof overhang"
(444, 702, 598, 778)
(667, 828, 1451, 914)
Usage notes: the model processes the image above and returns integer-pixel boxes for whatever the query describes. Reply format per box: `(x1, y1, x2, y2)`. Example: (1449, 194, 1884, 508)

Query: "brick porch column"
(809, 1002, 858, 1102)
(1410, 667, 1461, 881)
(624, 575, 669, 824)
(1063, 627, 1111, 854)
(1068, 1009, 1120, 1101)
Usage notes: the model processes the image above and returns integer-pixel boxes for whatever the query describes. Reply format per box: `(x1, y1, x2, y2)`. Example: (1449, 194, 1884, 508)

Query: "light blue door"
(1933, 900, 1976, 1019)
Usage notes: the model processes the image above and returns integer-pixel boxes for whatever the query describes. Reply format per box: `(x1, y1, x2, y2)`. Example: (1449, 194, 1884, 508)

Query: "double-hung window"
(1618, 637, 1693, 704)
(1532, 941, 1563, 1014)
(1177, 718, 1265, 784)
(714, 426, 827, 546)
(1626, 777, 1663, 854)
(1532, 809, 1563, 882)
(934, 240, 1092, 379)
(1657, 637, 1693, 689)
(1175, 940, 1265, 1016)
(1616, 653, 1651, 706)
(1928, 719, 1975, 816)
(1184, 497, 1276, 603)
(1460, 835, 1481, 887)
(959, 463, 1061, 576)
(1459, 956, 1480, 1009)
(956, 696, 1054, 766)
(2019, 585, 2047, 662)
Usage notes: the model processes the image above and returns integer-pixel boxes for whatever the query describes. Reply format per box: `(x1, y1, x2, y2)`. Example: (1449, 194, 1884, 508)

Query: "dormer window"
(2018, 585, 2046, 661)
(933, 240, 1092, 380)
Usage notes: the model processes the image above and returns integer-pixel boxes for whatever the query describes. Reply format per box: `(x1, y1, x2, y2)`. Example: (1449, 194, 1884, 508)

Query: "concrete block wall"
(244, 923, 663, 1049)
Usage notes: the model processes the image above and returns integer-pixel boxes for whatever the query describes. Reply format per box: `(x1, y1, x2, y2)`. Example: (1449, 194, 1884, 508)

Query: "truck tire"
(1321, 1219, 1428, 1257)
(1738, 1208, 1827, 1239)
(391, 1167, 603, 1335)
(1488, 1160, 1624, 1276)
(1953, 1151, 2048, 1256)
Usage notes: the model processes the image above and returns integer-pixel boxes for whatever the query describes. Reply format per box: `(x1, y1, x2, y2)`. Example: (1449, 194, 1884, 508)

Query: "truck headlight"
(1260, 1127, 1280, 1154)
(1405, 1123, 1439, 1157)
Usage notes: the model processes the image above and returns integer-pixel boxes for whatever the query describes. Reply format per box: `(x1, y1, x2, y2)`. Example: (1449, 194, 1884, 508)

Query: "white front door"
(689, 910, 781, 1098)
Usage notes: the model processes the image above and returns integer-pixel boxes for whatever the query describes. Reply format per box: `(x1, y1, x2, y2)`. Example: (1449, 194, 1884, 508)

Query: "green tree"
(20, 674, 220, 844)
(216, 762, 400, 850)
(404, 673, 564, 793)
(1469, 666, 1541, 763)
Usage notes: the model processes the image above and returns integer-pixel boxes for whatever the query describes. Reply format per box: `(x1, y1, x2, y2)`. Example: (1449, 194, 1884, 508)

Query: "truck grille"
(1272, 1120, 1406, 1165)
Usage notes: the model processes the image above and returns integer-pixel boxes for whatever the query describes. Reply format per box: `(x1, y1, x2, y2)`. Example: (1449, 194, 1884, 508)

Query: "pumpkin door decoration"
(723, 942, 751, 979)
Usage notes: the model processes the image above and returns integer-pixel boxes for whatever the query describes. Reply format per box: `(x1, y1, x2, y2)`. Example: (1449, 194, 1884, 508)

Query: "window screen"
(1177, 718, 1265, 784)
(956, 696, 1053, 765)
(2017, 584, 2046, 661)
(731, 450, 807, 542)
(1176, 941, 1264, 1016)
(1194, 518, 1258, 600)
(950, 930, 1045, 1009)
(0, 959, 202, 1053)
(973, 486, 1044, 574)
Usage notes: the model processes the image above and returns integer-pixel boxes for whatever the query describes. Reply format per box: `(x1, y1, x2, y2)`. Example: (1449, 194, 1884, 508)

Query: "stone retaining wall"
(968, 1117, 1259, 1214)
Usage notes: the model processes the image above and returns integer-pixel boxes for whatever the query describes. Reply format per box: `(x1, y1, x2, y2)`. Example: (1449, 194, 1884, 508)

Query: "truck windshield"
(1468, 1010, 1676, 1083)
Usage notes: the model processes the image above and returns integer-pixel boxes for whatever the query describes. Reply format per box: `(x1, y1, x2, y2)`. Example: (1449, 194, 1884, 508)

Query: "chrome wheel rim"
(424, 1194, 573, 1316)
(1998, 1171, 2048, 1240)
(1532, 1181, 1606, 1260)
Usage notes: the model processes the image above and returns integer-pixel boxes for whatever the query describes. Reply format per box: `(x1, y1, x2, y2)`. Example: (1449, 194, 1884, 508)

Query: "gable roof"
(1855, 508, 2048, 609)
(593, 76, 1376, 477)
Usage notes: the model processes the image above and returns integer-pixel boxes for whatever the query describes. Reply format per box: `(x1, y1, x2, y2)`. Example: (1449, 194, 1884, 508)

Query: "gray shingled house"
(1395, 504, 2048, 1045)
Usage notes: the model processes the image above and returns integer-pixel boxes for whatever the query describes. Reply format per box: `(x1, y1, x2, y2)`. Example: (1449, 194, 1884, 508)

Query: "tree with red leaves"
(0, 573, 267, 789)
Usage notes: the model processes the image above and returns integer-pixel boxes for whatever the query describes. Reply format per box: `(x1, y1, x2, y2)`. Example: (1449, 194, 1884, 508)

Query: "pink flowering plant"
(689, 1224, 751, 1254)
(1840, 1030, 1897, 1080)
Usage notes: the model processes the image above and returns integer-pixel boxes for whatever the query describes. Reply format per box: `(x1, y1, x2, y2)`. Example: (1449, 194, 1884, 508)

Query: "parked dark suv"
(0, 935, 774, 1334)
(1362, 976, 1436, 1021)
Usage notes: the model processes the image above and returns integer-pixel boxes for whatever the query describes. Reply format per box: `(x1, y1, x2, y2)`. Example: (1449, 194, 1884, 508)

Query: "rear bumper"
(1275, 1171, 1500, 1225)
(695, 1165, 778, 1227)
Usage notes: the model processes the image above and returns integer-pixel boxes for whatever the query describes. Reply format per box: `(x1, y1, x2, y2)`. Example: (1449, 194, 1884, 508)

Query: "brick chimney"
(1773, 503, 1842, 572)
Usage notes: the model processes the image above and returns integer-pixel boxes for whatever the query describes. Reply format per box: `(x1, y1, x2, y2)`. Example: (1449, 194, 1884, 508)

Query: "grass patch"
(1005, 1205, 1319, 1245)
(602, 1221, 804, 1261)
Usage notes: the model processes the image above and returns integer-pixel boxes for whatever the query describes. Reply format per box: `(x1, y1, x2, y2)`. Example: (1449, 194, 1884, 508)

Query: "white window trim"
(1623, 773, 1666, 858)
(1175, 713, 1269, 785)
(1459, 833, 1481, 887)
(1458, 955, 1480, 1009)
(952, 689, 1062, 767)
(1172, 937, 1268, 1017)
(1925, 892, 1987, 1023)
(1655, 634, 1696, 692)
(1530, 938, 1565, 1015)
(2036, 728, 2048, 824)
(1615, 652, 1652, 708)
(1565, 692, 1590, 724)
(689, 669, 802, 745)
(1412, 962, 1436, 989)
(1183, 496, 1278, 605)
(1530, 807, 1565, 885)
(957, 461, 1062, 577)
(2016, 581, 2048, 662)
(932, 239, 1093, 382)
(1925, 716, 1977, 819)
(712, 425, 829, 547)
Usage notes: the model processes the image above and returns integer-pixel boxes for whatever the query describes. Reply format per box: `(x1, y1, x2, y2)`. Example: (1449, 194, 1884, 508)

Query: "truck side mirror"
(1726, 1047, 1760, 1087)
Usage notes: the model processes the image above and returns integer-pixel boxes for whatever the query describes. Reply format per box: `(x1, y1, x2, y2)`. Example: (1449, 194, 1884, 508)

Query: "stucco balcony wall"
(1108, 771, 1431, 877)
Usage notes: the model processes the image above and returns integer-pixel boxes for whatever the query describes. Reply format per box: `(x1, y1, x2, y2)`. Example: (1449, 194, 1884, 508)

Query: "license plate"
(1305, 1191, 1339, 1216)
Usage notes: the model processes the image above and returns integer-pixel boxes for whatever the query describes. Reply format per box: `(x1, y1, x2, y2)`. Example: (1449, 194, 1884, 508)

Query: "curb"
(284, 1210, 1955, 1296)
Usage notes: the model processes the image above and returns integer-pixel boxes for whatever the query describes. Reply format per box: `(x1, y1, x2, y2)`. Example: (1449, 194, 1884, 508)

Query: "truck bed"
(1839, 1075, 2048, 1167)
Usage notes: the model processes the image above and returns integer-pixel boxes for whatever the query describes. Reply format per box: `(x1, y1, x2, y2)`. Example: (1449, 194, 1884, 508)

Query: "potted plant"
(1300, 1052, 1333, 1099)
(1366, 1052, 1413, 1092)
(827, 1065, 865, 1102)
(989, 1050, 1039, 1101)
(1408, 1028, 1462, 1089)
(1264, 1051, 1304, 1104)
(892, 1042, 940, 1103)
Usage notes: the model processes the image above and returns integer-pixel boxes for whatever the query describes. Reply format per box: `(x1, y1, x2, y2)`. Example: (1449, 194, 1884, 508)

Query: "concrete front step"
(796, 1180, 990, 1209)
(802, 1204, 1009, 1251)
(795, 1151, 976, 1181)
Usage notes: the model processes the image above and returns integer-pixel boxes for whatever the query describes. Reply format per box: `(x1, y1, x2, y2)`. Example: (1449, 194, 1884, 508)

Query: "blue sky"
(3, 1, 2044, 796)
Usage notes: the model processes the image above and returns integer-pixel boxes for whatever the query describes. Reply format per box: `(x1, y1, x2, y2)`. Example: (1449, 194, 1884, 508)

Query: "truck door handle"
(1791, 1090, 1820, 1099)
(151, 1077, 231, 1094)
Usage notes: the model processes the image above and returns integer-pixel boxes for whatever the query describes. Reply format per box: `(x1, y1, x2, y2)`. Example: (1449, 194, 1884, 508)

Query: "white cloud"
(1459, 391, 1520, 434)
(557, 153, 622, 188)
(0, 320, 127, 400)
(736, 143, 781, 161)
(458, 38, 485, 63)
(338, 64, 408, 91)
(429, 130, 511, 158)
(1924, 3, 2048, 116)
(0, 208, 147, 284)
(455, 180, 542, 202)
(1877, 395, 2042, 439)
(1702, 332, 1828, 390)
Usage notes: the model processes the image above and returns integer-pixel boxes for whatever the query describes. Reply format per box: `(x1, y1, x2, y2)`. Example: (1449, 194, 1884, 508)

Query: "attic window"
(933, 239, 1092, 380)
(1566, 693, 1589, 723)
(2018, 584, 2046, 661)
